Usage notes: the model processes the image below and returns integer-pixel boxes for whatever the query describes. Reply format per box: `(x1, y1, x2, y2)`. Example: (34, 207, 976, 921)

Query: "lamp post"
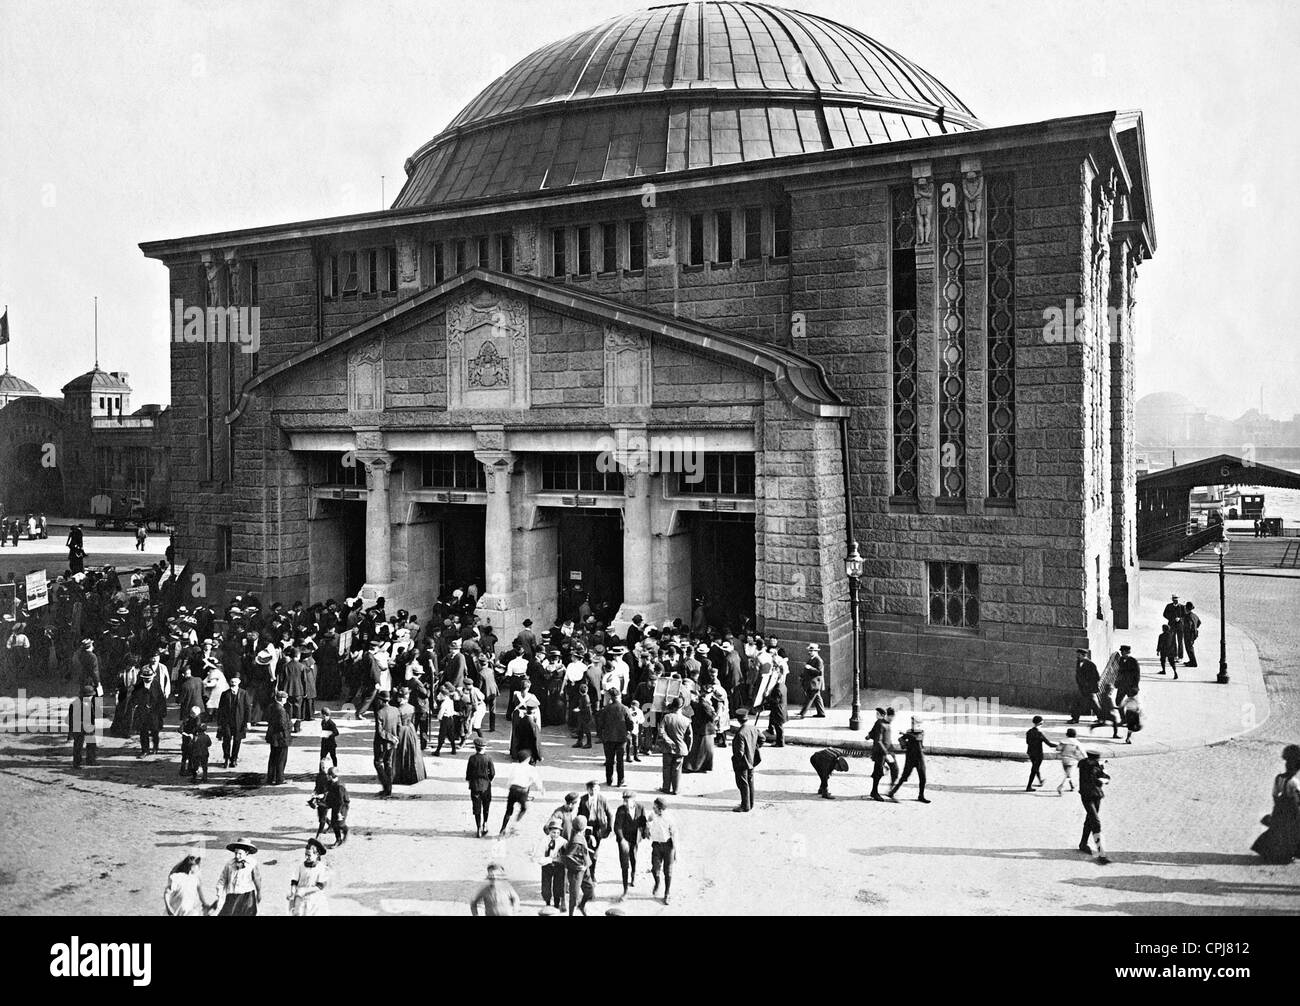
(846, 541, 865, 731)
(1214, 534, 1230, 683)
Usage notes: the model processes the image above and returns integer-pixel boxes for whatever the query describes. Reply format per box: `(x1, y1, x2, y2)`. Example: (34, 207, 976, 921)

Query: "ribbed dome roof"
(394, 1, 981, 208)
(61, 367, 131, 395)
(0, 370, 41, 398)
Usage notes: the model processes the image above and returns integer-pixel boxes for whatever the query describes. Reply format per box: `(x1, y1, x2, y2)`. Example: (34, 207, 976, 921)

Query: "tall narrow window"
(628, 220, 645, 271)
(341, 252, 359, 297)
(477, 236, 490, 269)
(601, 222, 618, 273)
(576, 226, 592, 275)
(366, 249, 378, 294)
(386, 246, 398, 292)
(551, 228, 566, 276)
(772, 202, 791, 258)
(986, 173, 1017, 501)
(743, 207, 762, 260)
(454, 240, 466, 275)
(715, 209, 733, 264)
(434, 243, 446, 284)
(891, 186, 919, 499)
(687, 213, 704, 266)
(497, 232, 513, 273)
(937, 177, 966, 499)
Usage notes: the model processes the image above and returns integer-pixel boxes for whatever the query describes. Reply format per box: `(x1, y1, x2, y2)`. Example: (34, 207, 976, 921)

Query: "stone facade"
(142, 15, 1154, 712)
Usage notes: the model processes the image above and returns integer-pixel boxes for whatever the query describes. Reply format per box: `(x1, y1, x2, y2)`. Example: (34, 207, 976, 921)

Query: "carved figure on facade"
(962, 170, 984, 240)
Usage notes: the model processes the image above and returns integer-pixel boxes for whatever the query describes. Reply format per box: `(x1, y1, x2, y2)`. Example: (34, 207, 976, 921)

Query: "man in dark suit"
(577, 780, 613, 882)
(765, 671, 788, 747)
(612, 789, 648, 896)
(217, 672, 253, 768)
(595, 690, 633, 787)
(280, 647, 307, 726)
(657, 697, 692, 796)
(373, 690, 401, 796)
(1069, 648, 1101, 724)
(1161, 594, 1185, 660)
(265, 690, 292, 785)
(176, 665, 204, 725)
(513, 619, 538, 660)
(731, 707, 761, 812)
(465, 738, 495, 837)
(1113, 644, 1142, 707)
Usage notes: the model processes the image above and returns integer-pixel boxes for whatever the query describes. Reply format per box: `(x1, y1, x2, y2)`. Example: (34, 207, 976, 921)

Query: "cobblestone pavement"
(0, 569, 1295, 916)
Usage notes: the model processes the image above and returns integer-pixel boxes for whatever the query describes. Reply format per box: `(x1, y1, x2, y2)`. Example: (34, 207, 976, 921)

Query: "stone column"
(355, 449, 395, 604)
(474, 445, 529, 643)
(476, 449, 516, 596)
(612, 430, 667, 633)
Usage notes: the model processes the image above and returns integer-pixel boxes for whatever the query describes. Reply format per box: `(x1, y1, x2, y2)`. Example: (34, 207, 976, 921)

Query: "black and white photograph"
(0, 0, 1296, 947)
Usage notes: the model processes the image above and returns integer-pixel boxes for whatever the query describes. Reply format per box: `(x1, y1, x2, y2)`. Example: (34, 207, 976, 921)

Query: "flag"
(0, 307, 9, 346)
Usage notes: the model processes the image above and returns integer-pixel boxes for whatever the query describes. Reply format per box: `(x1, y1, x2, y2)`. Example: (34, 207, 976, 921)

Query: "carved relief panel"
(349, 340, 384, 413)
(603, 326, 652, 407)
(447, 290, 530, 410)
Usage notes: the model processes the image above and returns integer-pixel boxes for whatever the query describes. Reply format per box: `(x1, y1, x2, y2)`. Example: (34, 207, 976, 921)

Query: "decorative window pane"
(341, 252, 359, 296)
(677, 453, 756, 496)
(387, 246, 398, 292)
(715, 209, 732, 263)
(743, 207, 762, 260)
(628, 220, 645, 271)
(986, 173, 1017, 501)
(891, 186, 918, 498)
(576, 226, 592, 275)
(420, 451, 486, 490)
(772, 202, 791, 258)
(937, 176, 966, 499)
(927, 561, 979, 628)
(601, 222, 618, 273)
(551, 229, 566, 276)
(687, 214, 704, 266)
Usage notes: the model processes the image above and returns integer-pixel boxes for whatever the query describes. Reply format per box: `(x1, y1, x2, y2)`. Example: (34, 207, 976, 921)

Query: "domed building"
(0, 367, 41, 408)
(142, 1, 1155, 707)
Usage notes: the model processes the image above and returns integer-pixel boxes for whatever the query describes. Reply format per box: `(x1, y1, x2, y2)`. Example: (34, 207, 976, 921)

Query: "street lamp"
(845, 540, 865, 731)
(1214, 534, 1230, 683)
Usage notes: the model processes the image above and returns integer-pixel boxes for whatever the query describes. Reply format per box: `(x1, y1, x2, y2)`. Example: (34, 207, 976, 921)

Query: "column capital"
(474, 449, 517, 492)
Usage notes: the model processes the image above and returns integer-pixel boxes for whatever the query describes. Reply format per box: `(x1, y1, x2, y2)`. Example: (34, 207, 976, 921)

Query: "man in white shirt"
(646, 797, 678, 906)
(499, 753, 545, 835)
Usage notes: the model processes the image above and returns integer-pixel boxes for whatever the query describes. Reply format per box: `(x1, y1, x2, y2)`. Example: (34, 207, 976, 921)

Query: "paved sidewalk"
(779, 590, 1269, 761)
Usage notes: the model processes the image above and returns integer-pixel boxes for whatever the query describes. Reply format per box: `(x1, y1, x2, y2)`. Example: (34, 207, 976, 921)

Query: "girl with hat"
(215, 838, 263, 916)
(288, 839, 331, 916)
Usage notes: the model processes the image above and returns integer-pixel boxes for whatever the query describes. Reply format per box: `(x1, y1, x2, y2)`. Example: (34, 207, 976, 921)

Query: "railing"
(1137, 520, 1222, 561)
(91, 416, 156, 429)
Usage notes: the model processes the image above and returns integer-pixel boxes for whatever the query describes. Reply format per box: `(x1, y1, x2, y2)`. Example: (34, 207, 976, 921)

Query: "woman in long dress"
(509, 689, 542, 764)
(683, 692, 716, 773)
(164, 853, 215, 916)
(1252, 744, 1300, 864)
(392, 691, 427, 784)
(109, 658, 140, 737)
(203, 661, 228, 721)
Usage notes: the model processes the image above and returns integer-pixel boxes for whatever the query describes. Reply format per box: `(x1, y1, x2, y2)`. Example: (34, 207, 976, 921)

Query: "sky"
(0, 0, 1297, 418)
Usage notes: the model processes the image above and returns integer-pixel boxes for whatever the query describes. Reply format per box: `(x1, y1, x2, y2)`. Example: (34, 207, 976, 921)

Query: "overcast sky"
(1, 0, 1296, 418)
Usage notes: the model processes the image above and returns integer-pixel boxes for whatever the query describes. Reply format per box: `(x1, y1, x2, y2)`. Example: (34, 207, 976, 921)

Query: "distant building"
(1136, 391, 1300, 467)
(0, 365, 172, 517)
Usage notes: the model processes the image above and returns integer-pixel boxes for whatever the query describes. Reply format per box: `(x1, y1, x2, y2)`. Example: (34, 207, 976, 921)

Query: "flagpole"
(94, 296, 99, 369)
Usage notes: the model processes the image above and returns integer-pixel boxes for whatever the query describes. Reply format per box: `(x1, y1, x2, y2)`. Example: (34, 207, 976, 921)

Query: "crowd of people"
(0, 511, 49, 548)
(4, 557, 1296, 914)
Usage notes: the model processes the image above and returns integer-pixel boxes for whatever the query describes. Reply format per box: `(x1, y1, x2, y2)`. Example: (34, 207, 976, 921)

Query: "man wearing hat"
(1162, 594, 1185, 661)
(265, 690, 293, 785)
(373, 689, 401, 796)
(465, 738, 496, 838)
(657, 697, 692, 796)
(217, 672, 253, 768)
(1025, 715, 1057, 791)
(67, 682, 100, 769)
(731, 708, 761, 812)
(1069, 648, 1101, 725)
(596, 688, 634, 787)
(810, 746, 850, 799)
(799, 643, 827, 718)
(215, 838, 263, 915)
(612, 789, 649, 897)
(532, 818, 567, 909)
(1117, 642, 1142, 696)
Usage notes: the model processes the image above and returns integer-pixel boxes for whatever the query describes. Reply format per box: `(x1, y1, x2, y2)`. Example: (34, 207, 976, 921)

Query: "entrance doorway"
(8, 442, 65, 512)
(341, 502, 366, 597)
(439, 506, 486, 598)
(555, 509, 623, 625)
(690, 513, 756, 634)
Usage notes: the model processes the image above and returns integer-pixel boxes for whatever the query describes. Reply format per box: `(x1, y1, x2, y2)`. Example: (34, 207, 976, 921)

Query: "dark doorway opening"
(556, 509, 623, 625)
(439, 506, 486, 598)
(341, 502, 366, 598)
(690, 513, 756, 634)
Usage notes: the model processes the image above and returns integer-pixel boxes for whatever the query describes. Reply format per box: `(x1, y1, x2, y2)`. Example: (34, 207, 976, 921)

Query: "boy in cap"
(324, 767, 350, 846)
(1077, 751, 1111, 864)
(319, 708, 339, 767)
(1025, 715, 1056, 791)
(265, 690, 293, 785)
(810, 746, 850, 799)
